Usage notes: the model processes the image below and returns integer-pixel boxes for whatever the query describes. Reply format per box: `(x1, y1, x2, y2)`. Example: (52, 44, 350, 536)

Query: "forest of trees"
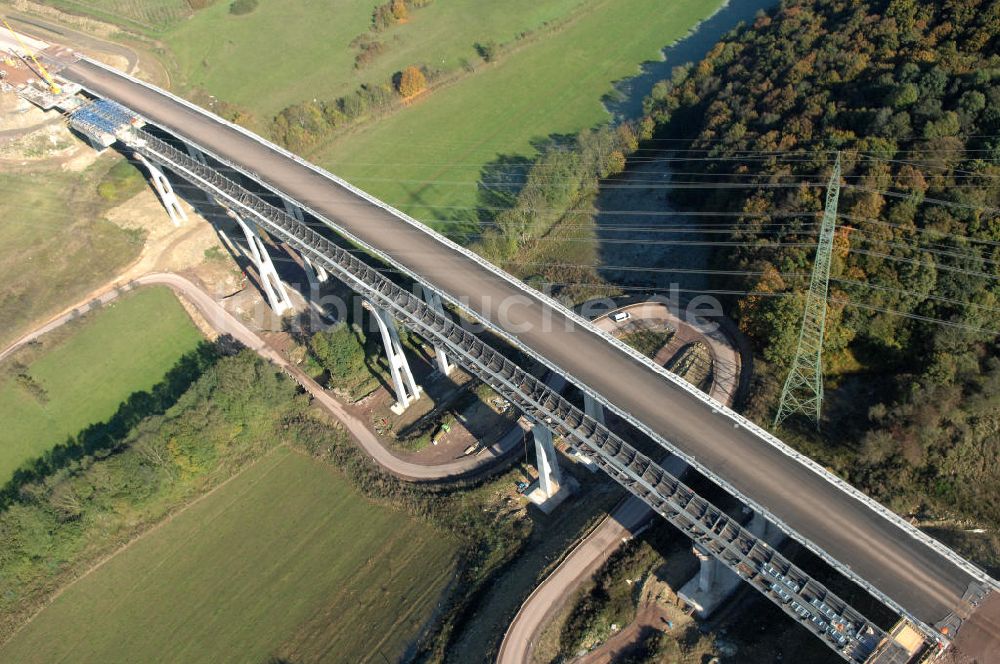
(642, 0, 999, 526)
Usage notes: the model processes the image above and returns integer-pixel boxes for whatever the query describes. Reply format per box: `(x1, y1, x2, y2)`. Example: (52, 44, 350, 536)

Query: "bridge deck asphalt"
(62, 59, 979, 627)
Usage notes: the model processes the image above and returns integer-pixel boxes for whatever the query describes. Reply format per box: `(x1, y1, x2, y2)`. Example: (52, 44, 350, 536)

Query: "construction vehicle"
(2, 17, 60, 94)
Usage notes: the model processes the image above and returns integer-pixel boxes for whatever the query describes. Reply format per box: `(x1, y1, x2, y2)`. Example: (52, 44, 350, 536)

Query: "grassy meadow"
(0, 445, 458, 664)
(312, 0, 722, 233)
(0, 286, 203, 484)
(28, 0, 722, 238)
(155, 0, 591, 119)
(0, 155, 146, 349)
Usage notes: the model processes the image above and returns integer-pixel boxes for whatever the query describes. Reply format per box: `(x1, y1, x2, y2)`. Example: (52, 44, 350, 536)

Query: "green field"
(0, 286, 203, 483)
(0, 445, 458, 664)
(312, 0, 722, 231)
(0, 156, 145, 349)
(161, 0, 590, 118)
(44, 0, 193, 32)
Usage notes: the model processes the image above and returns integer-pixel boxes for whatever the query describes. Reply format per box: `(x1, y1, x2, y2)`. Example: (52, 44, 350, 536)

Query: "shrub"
(229, 0, 258, 15)
(371, 3, 395, 31)
(397, 65, 427, 98)
(353, 38, 385, 68)
(475, 40, 500, 62)
(271, 100, 327, 151)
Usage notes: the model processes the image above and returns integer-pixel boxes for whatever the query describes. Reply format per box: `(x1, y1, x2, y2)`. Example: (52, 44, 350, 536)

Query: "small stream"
(596, 0, 778, 296)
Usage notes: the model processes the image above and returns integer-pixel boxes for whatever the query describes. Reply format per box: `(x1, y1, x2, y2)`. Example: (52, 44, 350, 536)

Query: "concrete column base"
(525, 474, 577, 514)
(677, 509, 785, 618)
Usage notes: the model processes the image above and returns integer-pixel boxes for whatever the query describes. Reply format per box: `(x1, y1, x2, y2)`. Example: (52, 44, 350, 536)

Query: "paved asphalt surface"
(62, 59, 987, 627)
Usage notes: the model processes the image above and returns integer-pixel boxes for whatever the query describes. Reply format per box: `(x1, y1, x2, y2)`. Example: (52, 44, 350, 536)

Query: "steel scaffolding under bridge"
(57, 56, 998, 663)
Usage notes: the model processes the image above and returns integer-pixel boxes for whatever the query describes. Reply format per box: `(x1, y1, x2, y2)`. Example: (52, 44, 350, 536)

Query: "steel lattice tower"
(774, 153, 841, 429)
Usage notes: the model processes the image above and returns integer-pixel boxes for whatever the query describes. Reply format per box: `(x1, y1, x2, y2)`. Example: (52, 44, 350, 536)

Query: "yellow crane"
(2, 17, 60, 94)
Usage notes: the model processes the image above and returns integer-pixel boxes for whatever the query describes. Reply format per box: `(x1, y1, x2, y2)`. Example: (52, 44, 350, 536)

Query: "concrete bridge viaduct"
(28, 54, 998, 663)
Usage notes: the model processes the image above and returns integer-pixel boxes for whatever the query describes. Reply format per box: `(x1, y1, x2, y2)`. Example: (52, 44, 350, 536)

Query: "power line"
(847, 247, 1000, 282)
(839, 214, 1000, 249)
(531, 282, 999, 335)
(831, 277, 1000, 314)
(848, 230, 1000, 268)
(844, 184, 1000, 214)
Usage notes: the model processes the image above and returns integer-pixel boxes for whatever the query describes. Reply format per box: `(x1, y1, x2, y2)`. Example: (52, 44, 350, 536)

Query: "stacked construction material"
(68, 98, 143, 147)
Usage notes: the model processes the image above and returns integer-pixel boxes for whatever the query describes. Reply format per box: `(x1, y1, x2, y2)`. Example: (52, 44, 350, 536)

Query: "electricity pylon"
(774, 153, 841, 429)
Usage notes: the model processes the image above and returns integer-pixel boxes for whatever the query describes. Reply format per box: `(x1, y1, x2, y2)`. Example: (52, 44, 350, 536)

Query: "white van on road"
(610, 311, 630, 323)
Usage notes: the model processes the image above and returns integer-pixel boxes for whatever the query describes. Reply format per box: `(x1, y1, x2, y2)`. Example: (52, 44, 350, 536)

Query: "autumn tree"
(391, 0, 407, 20)
(397, 66, 426, 98)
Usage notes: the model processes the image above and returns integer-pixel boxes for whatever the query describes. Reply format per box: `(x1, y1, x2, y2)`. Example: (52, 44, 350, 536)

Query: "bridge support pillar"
(302, 254, 328, 286)
(583, 393, 606, 425)
(366, 302, 421, 414)
(678, 508, 784, 618)
(283, 198, 305, 222)
(135, 153, 187, 227)
(678, 544, 739, 618)
(420, 286, 453, 376)
(695, 545, 717, 592)
(185, 145, 218, 205)
(523, 422, 573, 513)
(282, 200, 328, 287)
(186, 144, 208, 165)
(533, 423, 562, 498)
(749, 510, 773, 538)
(227, 210, 293, 316)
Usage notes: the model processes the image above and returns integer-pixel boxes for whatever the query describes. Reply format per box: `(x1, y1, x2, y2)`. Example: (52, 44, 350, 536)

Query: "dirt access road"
(0, 272, 524, 481)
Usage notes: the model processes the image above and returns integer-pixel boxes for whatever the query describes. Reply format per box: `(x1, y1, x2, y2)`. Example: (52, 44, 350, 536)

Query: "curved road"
(0, 273, 523, 482)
